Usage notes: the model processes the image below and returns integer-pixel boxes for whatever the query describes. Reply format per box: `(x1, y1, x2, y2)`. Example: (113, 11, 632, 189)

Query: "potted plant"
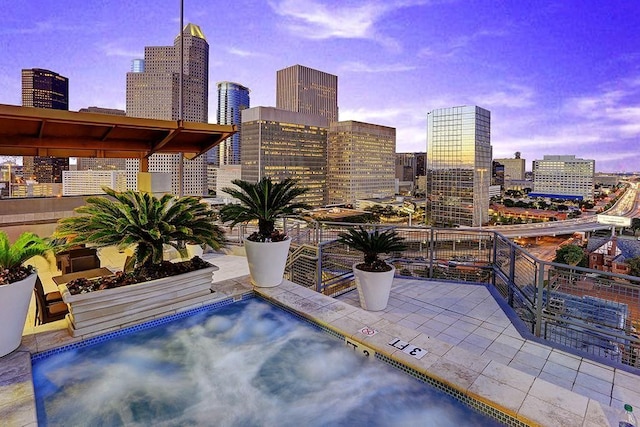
(53, 187, 226, 336)
(337, 226, 407, 311)
(0, 231, 51, 357)
(219, 177, 310, 287)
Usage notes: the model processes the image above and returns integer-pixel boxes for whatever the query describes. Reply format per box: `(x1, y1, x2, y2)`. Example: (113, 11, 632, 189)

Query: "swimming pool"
(33, 297, 504, 426)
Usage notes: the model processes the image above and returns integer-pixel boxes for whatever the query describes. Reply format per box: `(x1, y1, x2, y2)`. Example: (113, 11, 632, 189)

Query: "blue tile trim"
(31, 291, 255, 362)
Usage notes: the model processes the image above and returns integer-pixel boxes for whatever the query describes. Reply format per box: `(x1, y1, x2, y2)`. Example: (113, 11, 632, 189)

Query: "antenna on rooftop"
(178, 0, 184, 197)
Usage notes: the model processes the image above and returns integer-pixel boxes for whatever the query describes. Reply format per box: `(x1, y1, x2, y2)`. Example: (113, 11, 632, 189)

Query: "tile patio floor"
(2, 250, 638, 426)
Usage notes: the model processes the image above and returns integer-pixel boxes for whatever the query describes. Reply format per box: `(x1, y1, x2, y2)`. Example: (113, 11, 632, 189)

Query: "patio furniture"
(33, 277, 68, 325)
(55, 247, 100, 274)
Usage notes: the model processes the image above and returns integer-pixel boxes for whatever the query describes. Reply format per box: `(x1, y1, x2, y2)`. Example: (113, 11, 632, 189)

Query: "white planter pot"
(59, 266, 217, 338)
(186, 244, 204, 259)
(0, 273, 37, 357)
(353, 264, 395, 311)
(244, 237, 291, 287)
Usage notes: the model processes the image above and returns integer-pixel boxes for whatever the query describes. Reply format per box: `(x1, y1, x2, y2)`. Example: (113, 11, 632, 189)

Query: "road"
(483, 183, 639, 238)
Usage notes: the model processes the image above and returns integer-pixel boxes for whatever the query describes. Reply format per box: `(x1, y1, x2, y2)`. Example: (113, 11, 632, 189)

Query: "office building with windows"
(21, 68, 70, 183)
(327, 121, 396, 205)
(241, 107, 328, 207)
(494, 152, 526, 190)
(427, 105, 492, 227)
(125, 23, 208, 195)
(276, 64, 338, 123)
(21, 68, 68, 110)
(62, 170, 127, 196)
(531, 155, 595, 200)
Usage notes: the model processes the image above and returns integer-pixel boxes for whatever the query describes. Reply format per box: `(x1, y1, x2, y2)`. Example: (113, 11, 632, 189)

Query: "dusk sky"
(1, 0, 639, 172)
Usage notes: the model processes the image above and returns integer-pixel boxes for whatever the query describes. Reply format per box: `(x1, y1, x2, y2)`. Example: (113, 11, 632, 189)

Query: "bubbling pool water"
(33, 299, 502, 426)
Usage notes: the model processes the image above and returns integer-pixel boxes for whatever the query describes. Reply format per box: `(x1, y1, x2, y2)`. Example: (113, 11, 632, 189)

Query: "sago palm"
(56, 187, 225, 269)
(0, 231, 51, 285)
(219, 177, 310, 241)
(337, 226, 407, 272)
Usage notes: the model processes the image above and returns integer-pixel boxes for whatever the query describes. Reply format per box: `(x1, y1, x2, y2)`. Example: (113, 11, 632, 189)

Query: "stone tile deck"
(1, 253, 637, 426)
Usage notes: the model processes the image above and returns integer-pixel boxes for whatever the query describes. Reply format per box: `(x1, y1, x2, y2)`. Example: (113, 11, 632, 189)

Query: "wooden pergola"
(0, 104, 236, 171)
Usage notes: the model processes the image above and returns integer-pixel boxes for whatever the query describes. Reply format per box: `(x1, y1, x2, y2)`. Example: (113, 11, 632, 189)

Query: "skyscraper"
(209, 81, 250, 166)
(21, 68, 68, 110)
(276, 65, 338, 123)
(327, 121, 396, 205)
(126, 23, 209, 195)
(241, 107, 328, 207)
(427, 106, 492, 227)
(21, 68, 69, 183)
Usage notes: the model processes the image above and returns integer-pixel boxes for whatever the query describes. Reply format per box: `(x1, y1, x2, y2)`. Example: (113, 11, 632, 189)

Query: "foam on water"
(33, 299, 503, 426)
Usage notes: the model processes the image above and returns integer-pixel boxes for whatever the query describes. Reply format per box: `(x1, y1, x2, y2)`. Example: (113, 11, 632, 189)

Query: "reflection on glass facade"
(328, 121, 396, 205)
(241, 107, 328, 207)
(208, 82, 250, 166)
(531, 155, 595, 200)
(427, 106, 491, 227)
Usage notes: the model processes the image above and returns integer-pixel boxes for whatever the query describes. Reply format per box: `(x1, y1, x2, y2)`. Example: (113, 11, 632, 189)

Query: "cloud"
(340, 61, 418, 73)
(492, 74, 640, 171)
(0, 20, 82, 35)
(226, 47, 269, 58)
(269, 0, 430, 47)
(472, 84, 536, 108)
(101, 43, 143, 58)
(418, 28, 508, 60)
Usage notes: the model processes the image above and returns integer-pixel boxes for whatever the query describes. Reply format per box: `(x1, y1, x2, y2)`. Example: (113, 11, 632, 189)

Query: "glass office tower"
(209, 81, 250, 166)
(427, 106, 492, 227)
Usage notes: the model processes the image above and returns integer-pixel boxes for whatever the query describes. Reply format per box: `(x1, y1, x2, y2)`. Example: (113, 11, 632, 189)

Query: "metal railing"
(286, 221, 640, 373)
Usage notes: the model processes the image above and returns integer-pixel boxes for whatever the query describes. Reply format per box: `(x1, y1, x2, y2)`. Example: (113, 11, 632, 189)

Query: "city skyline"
(1, 1, 639, 172)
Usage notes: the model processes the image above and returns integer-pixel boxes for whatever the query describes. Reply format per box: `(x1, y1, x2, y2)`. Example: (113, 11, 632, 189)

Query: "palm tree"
(337, 226, 407, 272)
(56, 187, 225, 270)
(219, 177, 310, 242)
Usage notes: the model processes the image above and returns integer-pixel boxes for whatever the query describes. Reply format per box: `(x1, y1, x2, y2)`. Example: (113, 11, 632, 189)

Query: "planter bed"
(58, 265, 218, 338)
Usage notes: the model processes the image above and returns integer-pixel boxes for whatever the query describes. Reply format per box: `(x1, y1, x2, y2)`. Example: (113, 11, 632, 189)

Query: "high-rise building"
(21, 68, 70, 183)
(427, 105, 492, 227)
(276, 64, 338, 123)
(531, 155, 595, 200)
(21, 68, 68, 110)
(22, 156, 69, 184)
(494, 152, 526, 190)
(208, 81, 250, 166)
(125, 23, 209, 195)
(395, 153, 426, 196)
(327, 121, 396, 205)
(241, 107, 328, 207)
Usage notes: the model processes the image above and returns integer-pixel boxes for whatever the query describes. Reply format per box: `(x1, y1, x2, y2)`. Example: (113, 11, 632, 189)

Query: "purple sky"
(1, 0, 639, 172)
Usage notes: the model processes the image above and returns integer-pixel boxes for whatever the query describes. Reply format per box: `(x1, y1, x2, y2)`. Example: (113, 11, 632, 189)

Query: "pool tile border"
(258, 289, 530, 427)
(31, 291, 254, 361)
